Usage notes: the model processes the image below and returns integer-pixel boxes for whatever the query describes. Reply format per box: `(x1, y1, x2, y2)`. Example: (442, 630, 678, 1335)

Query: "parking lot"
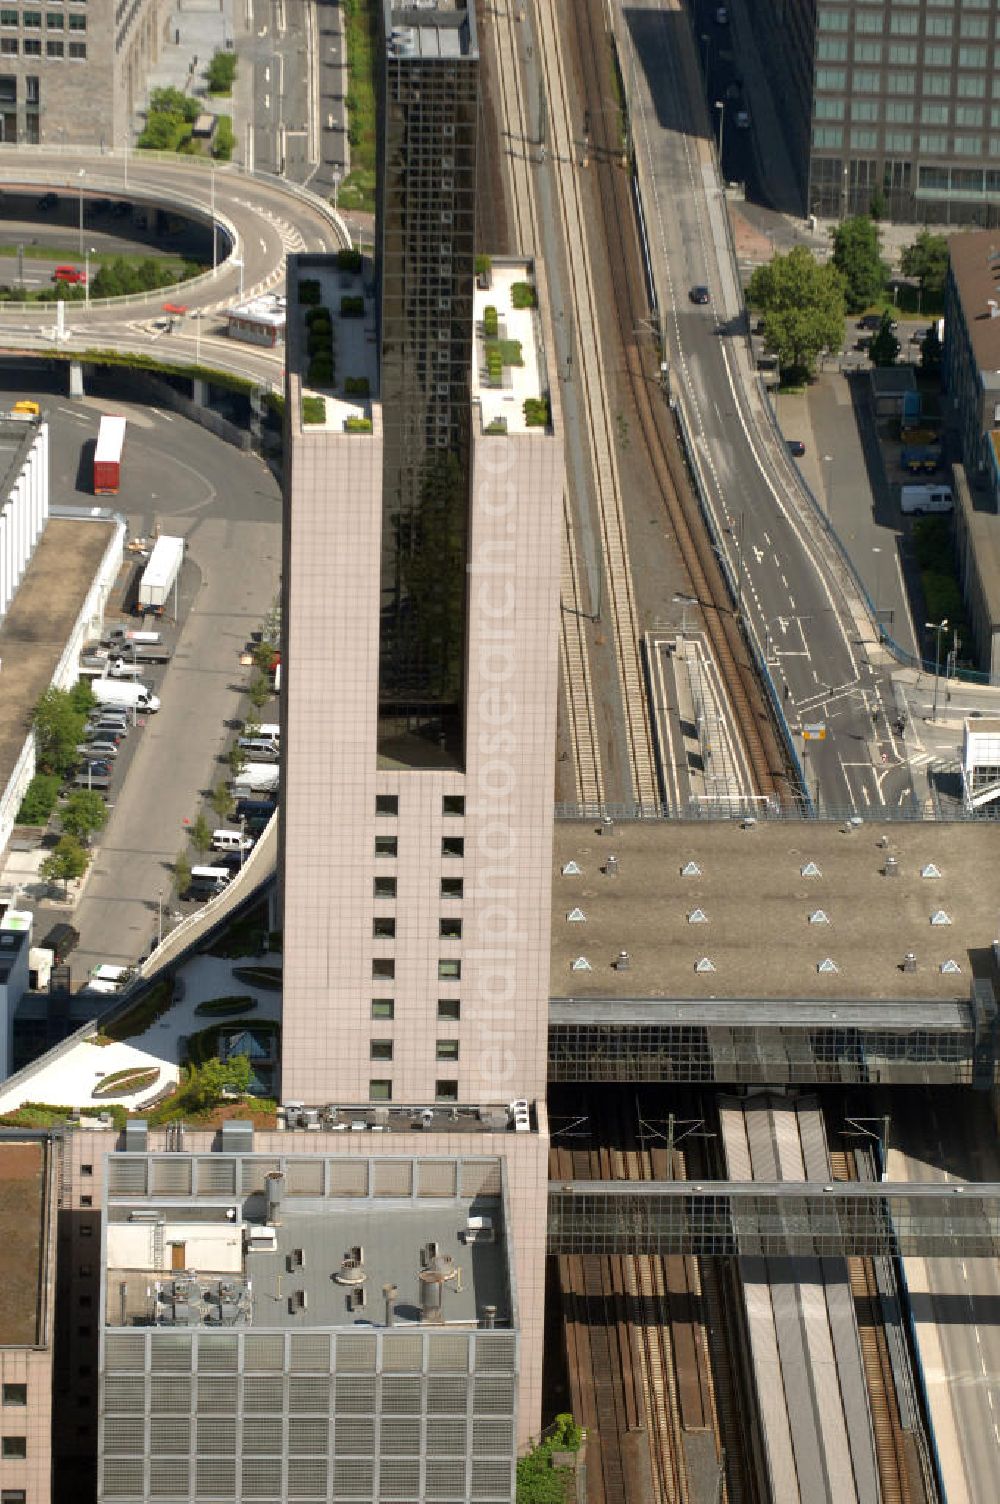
(0, 369, 282, 984)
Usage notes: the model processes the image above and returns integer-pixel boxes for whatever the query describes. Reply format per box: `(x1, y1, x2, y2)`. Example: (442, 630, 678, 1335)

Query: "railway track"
(551, 1096, 725, 1504)
(523, 0, 661, 808)
(564, 0, 792, 801)
(490, 0, 604, 808)
(830, 1148, 918, 1504)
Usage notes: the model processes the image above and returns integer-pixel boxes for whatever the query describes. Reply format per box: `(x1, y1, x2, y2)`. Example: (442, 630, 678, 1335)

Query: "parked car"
(735, 108, 751, 129)
(689, 285, 711, 305)
(52, 266, 86, 285)
(41, 922, 79, 964)
(79, 739, 119, 758)
(35, 192, 58, 211)
(858, 313, 897, 332)
(79, 760, 112, 779)
(786, 439, 806, 458)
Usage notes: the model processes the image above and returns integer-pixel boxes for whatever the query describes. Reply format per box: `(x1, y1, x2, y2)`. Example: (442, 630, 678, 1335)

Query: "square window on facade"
(1, 1439, 26, 1459)
(436, 1040, 460, 1061)
(80, 1225, 93, 1238)
(438, 959, 461, 980)
(68, 40, 85, 55)
(439, 918, 462, 939)
(2, 1385, 26, 1407)
(372, 958, 395, 981)
(369, 1079, 392, 1102)
(373, 917, 396, 939)
(81, 1164, 93, 1176)
(46, 11, 64, 26)
(370, 1040, 394, 1061)
(375, 795, 399, 817)
(2, 1491, 27, 1503)
(22, 11, 40, 26)
(23, 38, 40, 53)
(371, 998, 395, 1020)
(374, 876, 397, 899)
(437, 999, 461, 1021)
(440, 877, 463, 899)
(442, 795, 465, 816)
(80, 1194, 92, 1207)
(435, 1079, 459, 1101)
(0, 37, 16, 53)
(45, 38, 62, 54)
(441, 836, 464, 858)
(375, 835, 398, 857)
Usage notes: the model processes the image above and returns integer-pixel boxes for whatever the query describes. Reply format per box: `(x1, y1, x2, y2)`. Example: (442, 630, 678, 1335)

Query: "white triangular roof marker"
(695, 956, 715, 973)
(930, 910, 951, 926)
(567, 907, 586, 923)
(940, 959, 962, 974)
(687, 908, 708, 924)
(571, 956, 592, 972)
(801, 862, 822, 877)
(809, 910, 829, 924)
(921, 863, 941, 878)
(681, 861, 701, 877)
(561, 861, 582, 876)
(817, 957, 839, 973)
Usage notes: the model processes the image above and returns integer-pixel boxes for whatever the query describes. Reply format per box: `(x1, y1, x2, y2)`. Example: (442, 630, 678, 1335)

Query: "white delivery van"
(255, 723, 280, 741)
(85, 963, 131, 995)
(232, 762, 280, 795)
(189, 866, 232, 895)
(212, 829, 254, 853)
(237, 738, 280, 761)
(91, 680, 161, 713)
(901, 484, 953, 515)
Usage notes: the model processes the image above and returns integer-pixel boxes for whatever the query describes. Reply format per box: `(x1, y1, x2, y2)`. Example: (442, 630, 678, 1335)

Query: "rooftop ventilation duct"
(265, 1171, 285, 1226)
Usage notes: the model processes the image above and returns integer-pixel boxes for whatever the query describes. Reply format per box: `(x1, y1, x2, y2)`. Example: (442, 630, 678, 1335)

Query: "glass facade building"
(749, 0, 1000, 222)
(375, 2, 479, 763)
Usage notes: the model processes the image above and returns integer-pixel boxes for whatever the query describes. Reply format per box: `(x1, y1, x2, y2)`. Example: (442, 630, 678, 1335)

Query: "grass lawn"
(0, 244, 191, 269)
(341, 0, 377, 214)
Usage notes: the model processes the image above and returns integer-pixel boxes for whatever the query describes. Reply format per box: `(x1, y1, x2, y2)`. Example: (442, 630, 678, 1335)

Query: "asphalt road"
(619, 0, 915, 816)
(5, 370, 283, 982)
(0, 147, 347, 386)
(889, 1091, 1000, 1504)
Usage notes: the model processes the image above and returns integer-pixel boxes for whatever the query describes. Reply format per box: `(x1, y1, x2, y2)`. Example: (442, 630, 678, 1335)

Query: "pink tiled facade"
(278, 256, 562, 1445)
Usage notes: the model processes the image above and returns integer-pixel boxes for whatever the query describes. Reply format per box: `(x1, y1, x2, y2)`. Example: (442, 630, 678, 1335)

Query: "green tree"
(33, 686, 88, 775)
(138, 112, 186, 152)
(831, 215, 887, 313)
(921, 322, 943, 373)
(228, 742, 247, 777)
(69, 681, 96, 716)
(61, 789, 107, 844)
(206, 51, 237, 94)
(39, 834, 88, 896)
(185, 1053, 252, 1111)
(869, 311, 901, 368)
(149, 87, 200, 124)
(900, 230, 949, 307)
(747, 246, 846, 381)
(175, 850, 192, 896)
(248, 673, 271, 711)
(191, 813, 212, 854)
(17, 773, 62, 825)
(213, 115, 235, 162)
(210, 783, 235, 823)
(250, 639, 277, 674)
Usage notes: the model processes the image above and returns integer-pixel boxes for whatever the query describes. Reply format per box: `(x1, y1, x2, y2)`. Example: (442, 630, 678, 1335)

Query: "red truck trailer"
(93, 415, 127, 494)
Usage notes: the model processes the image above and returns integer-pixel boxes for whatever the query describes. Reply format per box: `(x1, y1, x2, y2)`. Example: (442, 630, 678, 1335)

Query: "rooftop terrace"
(290, 256, 378, 434)
(472, 259, 550, 436)
(0, 1140, 50, 1346)
(552, 818, 1000, 1001)
(386, 0, 477, 59)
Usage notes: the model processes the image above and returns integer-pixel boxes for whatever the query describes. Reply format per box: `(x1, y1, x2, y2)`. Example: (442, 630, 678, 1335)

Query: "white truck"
(91, 679, 161, 713)
(901, 484, 953, 515)
(138, 535, 184, 614)
(232, 762, 280, 796)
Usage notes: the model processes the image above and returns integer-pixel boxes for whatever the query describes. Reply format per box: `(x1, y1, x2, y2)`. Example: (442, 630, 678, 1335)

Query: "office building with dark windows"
(375, 1, 480, 761)
(748, 0, 1000, 221)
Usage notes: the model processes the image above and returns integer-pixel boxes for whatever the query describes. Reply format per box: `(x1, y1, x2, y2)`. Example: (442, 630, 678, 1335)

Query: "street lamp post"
(157, 889, 163, 947)
(871, 546, 882, 626)
(77, 168, 85, 255)
(211, 164, 217, 273)
(714, 100, 725, 167)
(332, 170, 341, 211)
(926, 618, 948, 723)
(233, 256, 244, 302)
(84, 245, 95, 308)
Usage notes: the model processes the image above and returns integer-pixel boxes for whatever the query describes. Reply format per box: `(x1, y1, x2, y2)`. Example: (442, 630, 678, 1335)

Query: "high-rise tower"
(376, 2, 479, 760)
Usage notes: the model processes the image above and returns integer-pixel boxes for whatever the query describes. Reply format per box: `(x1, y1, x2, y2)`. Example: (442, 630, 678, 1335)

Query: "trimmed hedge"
(298, 279, 321, 306)
(93, 1066, 160, 1099)
(232, 965, 283, 991)
(511, 281, 537, 309)
(337, 248, 363, 273)
(344, 376, 370, 396)
(340, 295, 365, 318)
(524, 396, 550, 428)
(345, 416, 373, 433)
(302, 397, 326, 424)
(195, 996, 258, 1017)
(483, 305, 499, 338)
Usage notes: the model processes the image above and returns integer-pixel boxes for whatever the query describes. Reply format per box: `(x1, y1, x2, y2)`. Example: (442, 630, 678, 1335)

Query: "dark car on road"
(689, 285, 711, 305)
(858, 312, 897, 331)
(42, 922, 79, 964)
(786, 439, 806, 457)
